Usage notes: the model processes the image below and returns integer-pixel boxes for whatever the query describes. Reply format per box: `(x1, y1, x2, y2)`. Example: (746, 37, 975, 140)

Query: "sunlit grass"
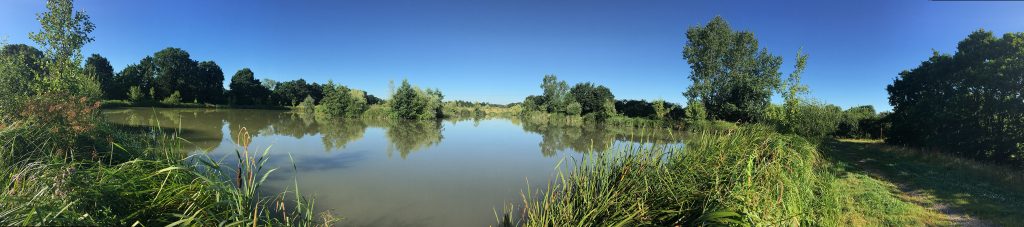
(0, 120, 336, 226)
(497, 126, 948, 226)
(826, 139, 1024, 226)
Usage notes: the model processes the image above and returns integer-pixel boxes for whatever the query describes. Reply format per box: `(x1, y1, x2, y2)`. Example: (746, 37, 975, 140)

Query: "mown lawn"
(823, 139, 1024, 226)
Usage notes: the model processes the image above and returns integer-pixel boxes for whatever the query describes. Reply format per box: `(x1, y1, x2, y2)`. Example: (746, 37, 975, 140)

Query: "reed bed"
(0, 120, 335, 226)
(498, 126, 945, 226)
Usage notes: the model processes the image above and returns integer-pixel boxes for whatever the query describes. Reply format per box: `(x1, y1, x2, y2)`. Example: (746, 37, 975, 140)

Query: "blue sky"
(2, 0, 1023, 110)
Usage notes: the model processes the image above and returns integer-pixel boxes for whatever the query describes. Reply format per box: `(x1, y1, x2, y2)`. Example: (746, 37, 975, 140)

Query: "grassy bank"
(0, 120, 334, 226)
(824, 139, 1024, 226)
(498, 126, 947, 226)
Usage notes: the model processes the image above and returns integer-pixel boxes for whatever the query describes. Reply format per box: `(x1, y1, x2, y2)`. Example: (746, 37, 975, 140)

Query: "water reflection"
(101, 107, 686, 226)
(104, 108, 684, 156)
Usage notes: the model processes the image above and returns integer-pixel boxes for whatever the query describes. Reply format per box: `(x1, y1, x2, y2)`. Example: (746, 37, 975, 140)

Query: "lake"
(103, 107, 682, 226)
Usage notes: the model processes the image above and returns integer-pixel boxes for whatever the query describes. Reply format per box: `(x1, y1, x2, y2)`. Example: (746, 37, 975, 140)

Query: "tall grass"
(0, 120, 335, 226)
(498, 126, 945, 226)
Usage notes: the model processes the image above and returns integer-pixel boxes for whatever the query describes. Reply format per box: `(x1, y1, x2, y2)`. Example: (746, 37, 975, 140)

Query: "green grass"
(0, 120, 335, 226)
(824, 139, 1024, 226)
(497, 126, 947, 226)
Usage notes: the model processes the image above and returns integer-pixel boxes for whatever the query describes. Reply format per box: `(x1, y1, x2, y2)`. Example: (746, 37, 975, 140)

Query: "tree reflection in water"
(103, 108, 682, 158)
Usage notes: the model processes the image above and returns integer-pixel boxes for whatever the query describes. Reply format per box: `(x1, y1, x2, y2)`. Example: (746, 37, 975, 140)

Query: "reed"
(498, 126, 946, 226)
(0, 120, 335, 226)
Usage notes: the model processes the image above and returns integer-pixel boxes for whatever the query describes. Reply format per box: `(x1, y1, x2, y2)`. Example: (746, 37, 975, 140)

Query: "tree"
(391, 80, 425, 119)
(682, 16, 782, 122)
(127, 86, 145, 102)
(84, 54, 114, 99)
(0, 44, 45, 117)
(319, 81, 375, 118)
(196, 61, 224, 104)
(652, 99, 673, 120)
(162, 90, 182, 104)
(389, 80, 443, 120)
(541, 74, 570, 113)
(152, 47, 199, 101)
(887, 29, 1024, 166)
(683, 100, 707, 124)
(113, 57, 156, 100)
(28, 0, 99, 99)
(274, 79, 314, 106)
(569, 82, 615, 120)
(228, 68, 270, 105)
(835, 105, 877, 138)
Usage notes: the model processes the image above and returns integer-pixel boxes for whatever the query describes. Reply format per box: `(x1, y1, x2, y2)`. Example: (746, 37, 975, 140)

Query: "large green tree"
(228, 68, 271, 105)
(887, 29, 1024, 166)
(196, 61, 224, 103)
(682, 16, 782, 122)
(27, 0, 99, 98)
(113, 56, 156, 100)
(152, 47, 199, 101)
(84, 54, 114, 99)
(390, 80, 443, 120)
(541, 74, 570, 114)
(569, 82, 615, 119)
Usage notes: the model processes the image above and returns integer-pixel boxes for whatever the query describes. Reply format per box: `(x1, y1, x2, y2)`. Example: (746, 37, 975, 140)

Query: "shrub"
(161, 90, 181, 104)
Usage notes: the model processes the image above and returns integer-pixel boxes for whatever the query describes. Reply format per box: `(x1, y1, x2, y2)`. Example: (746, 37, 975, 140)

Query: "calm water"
(103, 107, 682, 226)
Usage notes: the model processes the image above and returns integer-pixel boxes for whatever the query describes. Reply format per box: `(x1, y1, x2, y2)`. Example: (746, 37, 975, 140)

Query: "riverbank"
(0, 119, 334, 225)
(823, 139, 1024, 226)
(497, 126, 952, 226)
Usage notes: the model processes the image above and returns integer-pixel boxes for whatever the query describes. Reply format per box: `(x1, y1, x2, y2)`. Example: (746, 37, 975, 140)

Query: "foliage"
(27, 0, 100, 99)
(652, 99, 673, 120)
(228, 68, 272, 105)
(127, 86, 145, 102)
(835, 105, 879, 139)
(272, 79, 323, 106)
(316, 81, 369, 118)
(541, 74, 571, 114)
(682, 16, 782, 122)
(499, 126, 941, 226)
(161, 90, 181, 104)
(389, 80, 443, 120)
(196, 61, 225, 104)
(569, 82, 615, 120)
(84, 54, 114, 99)
(682, 100, 707, 124)
(886, 29, 1024, 167)
(0, 44, 45, 121)
(0, 123, 336, 226)
(111, 57, 156, 100)
(565, 101, 582, 116)
(298, 95, 316, 115)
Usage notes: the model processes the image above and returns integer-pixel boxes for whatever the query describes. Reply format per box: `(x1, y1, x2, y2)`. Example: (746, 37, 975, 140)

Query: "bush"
(316, 83, 368, 118)
(389, 80, 443, 120)
(160, 90, 181, 104)
(500, 127, 820, 225)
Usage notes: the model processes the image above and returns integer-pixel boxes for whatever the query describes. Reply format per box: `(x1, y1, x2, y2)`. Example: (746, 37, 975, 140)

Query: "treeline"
(519, 75, 616, 121)
(507, 17, 887, 141)
(887, 30, 1024, 167)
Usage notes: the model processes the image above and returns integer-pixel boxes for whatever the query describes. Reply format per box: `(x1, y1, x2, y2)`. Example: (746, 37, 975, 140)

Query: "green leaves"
(887, 29, 1024, 167)
(682, 16, 784, 123)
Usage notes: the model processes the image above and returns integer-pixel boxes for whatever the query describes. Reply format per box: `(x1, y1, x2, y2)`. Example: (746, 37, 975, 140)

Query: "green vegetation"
(2, 0, 1020, 225)
(887, 29, 1024, 167)
(389, 79, 444, 120)
(0, 0, 333, 225)
(824, 139, 1024, 226)
(498, 127, 946, 226)
(498, 16, 1024, 226)
(519, 75, 616, 122)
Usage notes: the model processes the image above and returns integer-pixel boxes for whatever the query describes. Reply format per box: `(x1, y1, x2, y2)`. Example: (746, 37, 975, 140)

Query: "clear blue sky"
(2, 0, 1023, 110)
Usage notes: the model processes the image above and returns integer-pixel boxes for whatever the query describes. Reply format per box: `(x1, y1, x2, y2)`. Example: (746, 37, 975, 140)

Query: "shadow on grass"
(821, 139, 1024, 226)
